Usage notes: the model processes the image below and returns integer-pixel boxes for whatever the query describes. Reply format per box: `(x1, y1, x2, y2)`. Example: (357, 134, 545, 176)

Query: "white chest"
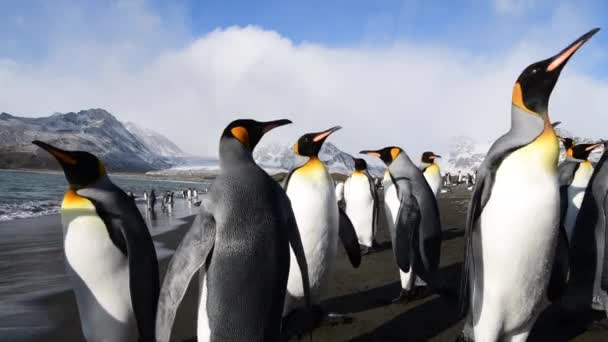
(475, 146, 559, 329)
(61, 205, 135, 341)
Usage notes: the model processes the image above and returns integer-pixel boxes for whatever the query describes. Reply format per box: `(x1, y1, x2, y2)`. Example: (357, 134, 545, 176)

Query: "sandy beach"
(1, 187, 607, 341)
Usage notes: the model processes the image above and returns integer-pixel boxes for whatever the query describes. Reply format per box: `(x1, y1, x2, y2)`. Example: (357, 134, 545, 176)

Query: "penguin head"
(353, 158, 367, 171)
(32, 140, 106, 189)
(222, 119, 292, 152)
(294, 126, 341, 157)
(571, 143, 602, 160)
(421, 151, 441, 164)
(360, 146, 402, 166)
(558, 137, 575, 154)
(512, 28, 599, 115)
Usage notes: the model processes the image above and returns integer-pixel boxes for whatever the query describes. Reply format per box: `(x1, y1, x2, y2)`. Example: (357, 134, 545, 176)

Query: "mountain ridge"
(0, 109, 186, 172)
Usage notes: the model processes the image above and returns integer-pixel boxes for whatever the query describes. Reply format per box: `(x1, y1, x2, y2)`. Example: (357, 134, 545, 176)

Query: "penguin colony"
(28, 28, 608, 342)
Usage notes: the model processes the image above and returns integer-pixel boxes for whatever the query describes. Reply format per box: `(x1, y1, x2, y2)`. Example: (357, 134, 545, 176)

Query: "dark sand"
(1, 188, 608, 341)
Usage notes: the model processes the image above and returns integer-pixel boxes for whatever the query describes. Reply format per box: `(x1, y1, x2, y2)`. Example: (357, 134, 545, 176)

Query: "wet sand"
(1, 188, 608, 341)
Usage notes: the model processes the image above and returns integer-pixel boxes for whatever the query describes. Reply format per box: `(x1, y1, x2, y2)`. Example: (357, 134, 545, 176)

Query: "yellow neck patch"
(425, 163, 440, 174)
(231, 126, 250, 148)
(296, 157, 326, 176)
(390, 148, 400, 161)
(353, 169, 365, 176)
(519, 119, 559, 172)
(512, 82, 535, 114)
(62, 189, 95, 210)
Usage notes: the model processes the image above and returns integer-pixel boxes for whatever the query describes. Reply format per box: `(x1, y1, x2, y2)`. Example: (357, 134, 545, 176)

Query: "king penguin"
(567, 138, 608, 321)
(459, 28, 599, 342)
(155, 119, 311, 342)
(343, 158, 379, 254)
(361, 146, 442, 302)
(419, 151, 442, 198)
(283, 126, 361, 323)
(32, 141, 159, 342)
(559, 138, 603, 241)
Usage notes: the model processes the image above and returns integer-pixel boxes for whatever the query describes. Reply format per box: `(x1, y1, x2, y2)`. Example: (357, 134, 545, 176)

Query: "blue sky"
(1, 0, 607, 157)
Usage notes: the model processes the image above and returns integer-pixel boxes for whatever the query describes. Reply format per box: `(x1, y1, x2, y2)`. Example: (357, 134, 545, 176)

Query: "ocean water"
(0, 169, 210, 221)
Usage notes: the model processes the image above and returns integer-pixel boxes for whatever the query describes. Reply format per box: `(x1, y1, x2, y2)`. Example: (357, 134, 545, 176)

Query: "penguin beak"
(313, 126, 342, 143)
(260, 119, 292, 135)
(360, 150, 381, 158)
(551, 121, 562, 128)
(585, 143, 603, 152)
(433, 154, 442, 159)
(32, 140, 77, 166)
(547, 28, 600, 72)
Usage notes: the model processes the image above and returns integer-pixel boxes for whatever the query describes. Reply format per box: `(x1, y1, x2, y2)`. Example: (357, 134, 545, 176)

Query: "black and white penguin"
(343, 158, 379, 253)
(459, 28, 599, 341)
(361, 146, 442, 302)
(419, 151, 442, 197)
(283, 126, 361, 323)
(155, 119, 311, 342)
(32, 140, 159, 342)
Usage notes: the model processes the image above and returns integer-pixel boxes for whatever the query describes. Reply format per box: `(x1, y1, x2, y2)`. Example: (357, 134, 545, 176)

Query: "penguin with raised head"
(361, 146, 442, 302)
(343, 158, 379, 254)
(459, 28, 599, 342)
(559, 138, 603, 241)
(155, 119, 311, 342)
(419, 151, 442, 197)
(283, 126, 361, 323)
(32, 141, 159, 342)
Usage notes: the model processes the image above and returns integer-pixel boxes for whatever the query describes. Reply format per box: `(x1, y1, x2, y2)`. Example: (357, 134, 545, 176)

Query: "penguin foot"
(323, 312, 355, 326)
(454, 332, 474, 342)
(390, 286, 430, 304)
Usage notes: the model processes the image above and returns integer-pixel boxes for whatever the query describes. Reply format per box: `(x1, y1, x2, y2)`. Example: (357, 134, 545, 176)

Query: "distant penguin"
(419, 151, 442, 197)
(361, 147, 442, 302)
(558, 139, 603, 241)
(568, 138, 608, 318)
(155, 119, 311, 342)
(283, 126, 361, 322)
(459, 29, 599, 341)
(343, 158, 379, 253)
(32, 140, 159, 342)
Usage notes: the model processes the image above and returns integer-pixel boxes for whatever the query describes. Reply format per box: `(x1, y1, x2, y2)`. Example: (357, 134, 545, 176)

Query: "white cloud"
(0, 19, 606, 160)
(494, 0, 540, 15)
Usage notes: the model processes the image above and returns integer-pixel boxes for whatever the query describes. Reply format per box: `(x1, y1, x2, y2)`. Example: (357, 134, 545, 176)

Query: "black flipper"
(394, 192, 421, 274)
(155, 212, 216, 342)
(548, 223, 570, 301)
(338, 207, 362, 268)
(77, 185, 159, 342)
(365, 170, 380, 240)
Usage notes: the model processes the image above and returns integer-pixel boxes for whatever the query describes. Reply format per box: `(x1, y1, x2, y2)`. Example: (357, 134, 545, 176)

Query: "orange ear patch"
(512, 83, 530, 113)
(230, 126, 250, 147)
(390, 148, 400, 161)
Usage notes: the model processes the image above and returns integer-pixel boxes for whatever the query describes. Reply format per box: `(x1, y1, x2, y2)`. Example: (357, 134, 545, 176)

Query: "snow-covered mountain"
(124, 122, 185, 157)
(0, 109, 185, 172)
(253, 141, 385, 176)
